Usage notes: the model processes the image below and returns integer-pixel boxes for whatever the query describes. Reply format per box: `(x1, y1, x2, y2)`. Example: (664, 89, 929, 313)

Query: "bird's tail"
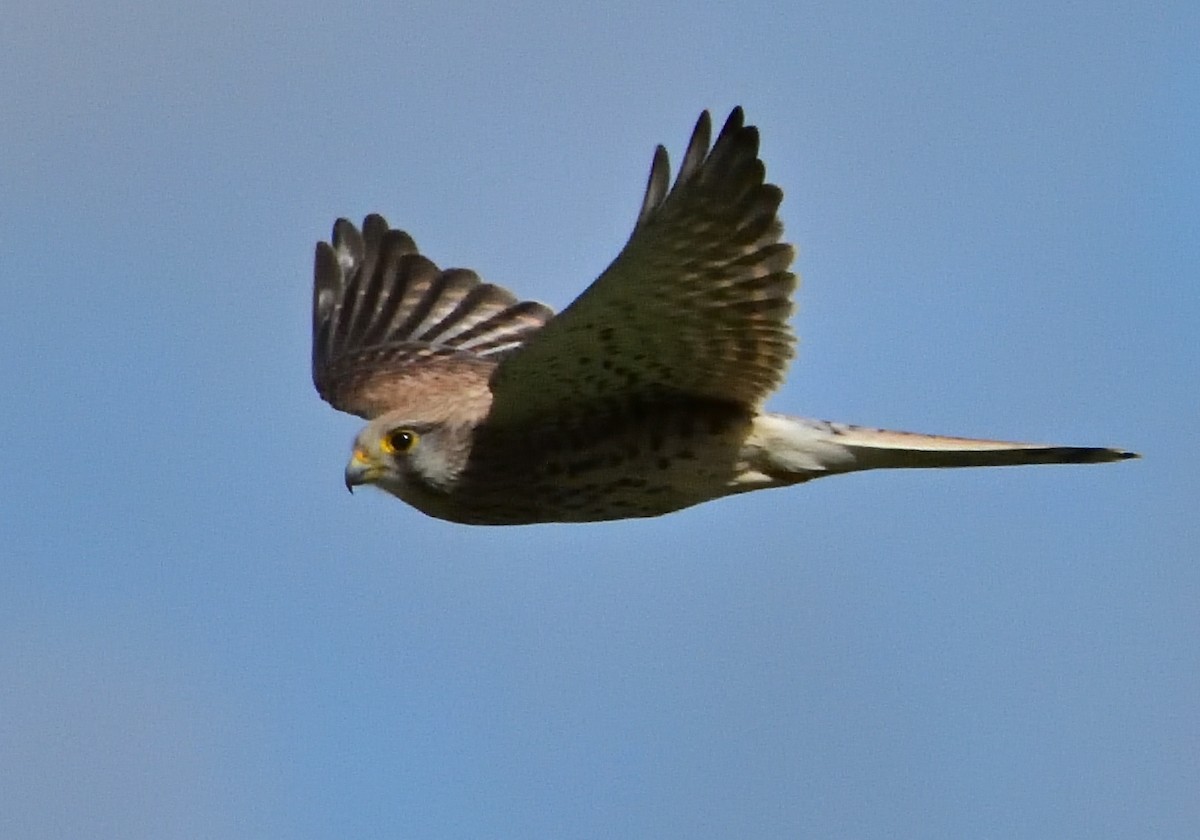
(747, 414, 1137, 484)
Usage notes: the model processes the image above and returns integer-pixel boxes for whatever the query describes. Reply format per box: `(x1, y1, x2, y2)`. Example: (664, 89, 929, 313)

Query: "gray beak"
(344, 449, 378, 493)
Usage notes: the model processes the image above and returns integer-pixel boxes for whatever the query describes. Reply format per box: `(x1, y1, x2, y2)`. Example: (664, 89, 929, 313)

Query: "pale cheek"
(402, 455, 448, 494)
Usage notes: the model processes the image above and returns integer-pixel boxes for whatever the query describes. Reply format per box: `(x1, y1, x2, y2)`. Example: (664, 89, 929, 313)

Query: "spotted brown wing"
(487, 108, 797, 427)
(312, 214, 554, 419)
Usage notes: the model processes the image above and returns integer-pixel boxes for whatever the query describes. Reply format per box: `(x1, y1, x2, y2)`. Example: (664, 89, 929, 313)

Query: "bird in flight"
(312, 108, 1136, 525)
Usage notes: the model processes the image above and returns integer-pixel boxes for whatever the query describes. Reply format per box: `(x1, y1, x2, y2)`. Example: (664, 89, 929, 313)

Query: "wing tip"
(636, 145, 672, 226)
(635, 105, 762, 229)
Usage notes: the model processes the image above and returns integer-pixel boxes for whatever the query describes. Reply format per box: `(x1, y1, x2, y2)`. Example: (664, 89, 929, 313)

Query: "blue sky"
(2, 2, 1195, 838)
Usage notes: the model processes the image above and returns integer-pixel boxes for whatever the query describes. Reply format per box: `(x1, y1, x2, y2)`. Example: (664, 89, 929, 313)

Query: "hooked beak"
(344, 448, 381, 493)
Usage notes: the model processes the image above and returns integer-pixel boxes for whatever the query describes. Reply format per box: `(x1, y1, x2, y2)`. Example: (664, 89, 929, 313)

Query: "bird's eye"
(381, 428, 419, 455)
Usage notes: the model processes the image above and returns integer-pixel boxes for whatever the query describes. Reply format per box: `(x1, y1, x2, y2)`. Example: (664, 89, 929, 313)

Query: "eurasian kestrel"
(312, 108, 1135, 525)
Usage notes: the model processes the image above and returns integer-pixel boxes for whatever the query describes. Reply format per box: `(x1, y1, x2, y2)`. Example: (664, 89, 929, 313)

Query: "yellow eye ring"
(381, 428, 419, 455)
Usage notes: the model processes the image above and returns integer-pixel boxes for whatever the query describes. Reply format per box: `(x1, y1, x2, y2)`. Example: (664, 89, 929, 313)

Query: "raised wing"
(312, 214, 553, 418)
(488, 108, 797, 427)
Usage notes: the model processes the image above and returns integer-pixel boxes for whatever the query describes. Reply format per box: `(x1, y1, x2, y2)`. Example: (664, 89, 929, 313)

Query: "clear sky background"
(2, 2, 1195, 838)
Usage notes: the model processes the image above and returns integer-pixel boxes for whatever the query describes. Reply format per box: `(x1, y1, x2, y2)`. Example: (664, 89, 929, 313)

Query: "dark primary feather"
(487, 107, 798, 428)
(312, 214, 553, 418)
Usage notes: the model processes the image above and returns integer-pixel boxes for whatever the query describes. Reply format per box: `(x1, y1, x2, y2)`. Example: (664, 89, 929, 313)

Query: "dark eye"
(381, 428, 419, 455)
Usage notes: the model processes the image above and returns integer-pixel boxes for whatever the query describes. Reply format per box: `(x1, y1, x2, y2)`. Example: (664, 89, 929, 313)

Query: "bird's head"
(343, 414, 470, 503)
